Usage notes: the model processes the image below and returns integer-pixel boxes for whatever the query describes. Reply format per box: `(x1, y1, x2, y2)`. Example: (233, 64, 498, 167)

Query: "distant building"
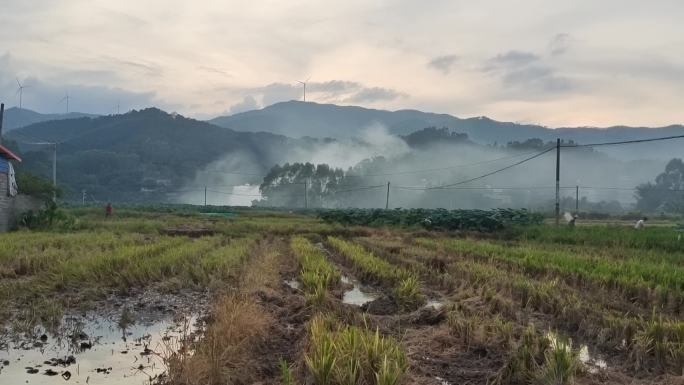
(0, 144, 22, 232)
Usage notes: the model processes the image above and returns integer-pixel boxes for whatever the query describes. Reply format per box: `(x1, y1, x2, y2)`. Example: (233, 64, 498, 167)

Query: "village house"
(0, 144, 29, 232)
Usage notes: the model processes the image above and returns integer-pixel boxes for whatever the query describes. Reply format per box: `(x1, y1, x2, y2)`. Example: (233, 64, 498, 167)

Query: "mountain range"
(210, 101, 684, 148)
(4, 108, 314, 201)
(1, 107, 97, 132)
(6, 101, 684, 150)
(2, 101, 683, 202)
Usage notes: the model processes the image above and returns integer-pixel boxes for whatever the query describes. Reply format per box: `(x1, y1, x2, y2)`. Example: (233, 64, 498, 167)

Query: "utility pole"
(0, 103, 4, 144)
(575, 185, 579, 214)
(304, 181, 308, 209)
(204, 186, 207, 206)
(385, 181, 390, 209)
(52, 143, 57, 202)
(555, 138, 560, 226)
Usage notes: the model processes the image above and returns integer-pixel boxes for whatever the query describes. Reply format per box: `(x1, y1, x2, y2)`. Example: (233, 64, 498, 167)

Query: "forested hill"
(2, 107, 97, 131)
(211, 101, 684, 159)
(5, 108, 309, 201)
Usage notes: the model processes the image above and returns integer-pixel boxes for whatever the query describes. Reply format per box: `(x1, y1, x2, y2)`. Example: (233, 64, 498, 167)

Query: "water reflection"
(0, 313, 198, 385)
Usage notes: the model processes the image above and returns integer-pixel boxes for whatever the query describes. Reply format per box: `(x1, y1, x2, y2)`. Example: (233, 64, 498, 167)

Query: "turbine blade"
(16, 78, 21, 87)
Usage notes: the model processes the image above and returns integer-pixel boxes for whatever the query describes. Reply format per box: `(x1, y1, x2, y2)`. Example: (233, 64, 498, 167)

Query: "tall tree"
(636, 158, 684, 213)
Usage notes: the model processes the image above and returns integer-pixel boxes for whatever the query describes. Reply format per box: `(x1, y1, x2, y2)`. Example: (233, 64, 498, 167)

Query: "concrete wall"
(0, 173, 44, 232)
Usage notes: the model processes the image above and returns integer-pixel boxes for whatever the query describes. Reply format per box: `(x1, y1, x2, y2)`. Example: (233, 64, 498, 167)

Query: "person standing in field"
(634, 217, 647, 229)
(105, 202, 113, 218)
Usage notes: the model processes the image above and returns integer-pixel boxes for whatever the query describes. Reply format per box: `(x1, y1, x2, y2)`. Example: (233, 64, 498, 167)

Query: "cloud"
(482, 49, 573, 96)
(228, 95, 259, 114)
(549, 33, 572, 56)
(492, 51, 540, 67)
(345, 87, 404, 103)
(428, 55, 459, 74)
(256, 83, 302, 106)
(4, 0, 684, 127)
(307, 80, 362, 93)
(97, 56, 163, 77)
(246, 80, 404, 107)
(502, 66, 573, 92)
(198, 66, 232, 77)
(0, 52, 165, 114)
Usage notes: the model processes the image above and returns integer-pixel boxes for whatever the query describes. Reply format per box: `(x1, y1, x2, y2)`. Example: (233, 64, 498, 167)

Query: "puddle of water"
(0, 313, 198, 385)
(284, 279, 301, 290)
(579, 345, 607, 371)
(341, 275, 378, 306)
(426, 299, 444, 310)
(343, 287, 378, 306)
(545, 332, 607, 373)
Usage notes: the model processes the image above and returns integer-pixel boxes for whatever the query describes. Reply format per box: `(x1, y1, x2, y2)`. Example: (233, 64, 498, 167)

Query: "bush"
(15, 171, 60, 201)
(20, 201, 75, 230)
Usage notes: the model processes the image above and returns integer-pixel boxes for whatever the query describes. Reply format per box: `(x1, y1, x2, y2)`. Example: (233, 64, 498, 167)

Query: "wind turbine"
(297, 76, 311, 102)
(60, 92, 71, 113)
(16, 78, 28, 109)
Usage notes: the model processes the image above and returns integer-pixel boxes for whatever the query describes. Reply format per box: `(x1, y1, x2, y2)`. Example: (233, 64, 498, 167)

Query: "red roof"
(0, 144, 21, 162)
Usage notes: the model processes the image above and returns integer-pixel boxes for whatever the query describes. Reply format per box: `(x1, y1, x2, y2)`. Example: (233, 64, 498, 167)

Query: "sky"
(1, 0, 683, 127)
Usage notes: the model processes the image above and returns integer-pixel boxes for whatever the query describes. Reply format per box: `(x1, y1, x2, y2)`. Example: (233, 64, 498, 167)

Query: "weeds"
(537, 336, 581, 385)
(291, 237, 340, 306)
(305, 314, 407, 385)
(328, 237, 424, 309)
(279, 359, 296, 385)
(394, 276, 424, 311)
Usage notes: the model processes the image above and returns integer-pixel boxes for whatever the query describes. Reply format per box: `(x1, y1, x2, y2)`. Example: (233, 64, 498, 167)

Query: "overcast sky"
(1, 0, 683, 127)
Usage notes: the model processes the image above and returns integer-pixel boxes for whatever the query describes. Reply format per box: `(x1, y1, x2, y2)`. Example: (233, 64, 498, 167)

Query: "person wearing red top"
(105, 202, 113, 218)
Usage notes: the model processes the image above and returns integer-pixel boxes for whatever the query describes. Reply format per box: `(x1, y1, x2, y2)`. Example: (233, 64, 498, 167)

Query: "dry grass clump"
(493, 326, 582, 385)
(631, 309, 684, 374)
(165, 295, 270, 385)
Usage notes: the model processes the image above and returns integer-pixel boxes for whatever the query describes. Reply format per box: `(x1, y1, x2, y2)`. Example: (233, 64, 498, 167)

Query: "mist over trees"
(5, 104, 680, 213)
(636, 158, 684, 213)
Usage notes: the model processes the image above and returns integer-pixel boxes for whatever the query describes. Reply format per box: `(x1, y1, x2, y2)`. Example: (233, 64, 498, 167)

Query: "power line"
(206, 189, 262, 197)
(344, 149, 548, 177)
(199, 169, 266, 177)
(395, 147, 555, 190)
(562, 134, 684, 148)
(394, 185, 562, 191)
(574, 186, 684, 192)
(332, 184, 386, 194)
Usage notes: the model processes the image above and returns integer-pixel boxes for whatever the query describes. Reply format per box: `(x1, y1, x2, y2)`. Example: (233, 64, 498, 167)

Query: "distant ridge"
(210, 101, 684, 148)
(1, 107, 98, 132)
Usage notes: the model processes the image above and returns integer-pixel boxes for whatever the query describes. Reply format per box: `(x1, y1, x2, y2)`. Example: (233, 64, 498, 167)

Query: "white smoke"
(291, 123, 410, 168)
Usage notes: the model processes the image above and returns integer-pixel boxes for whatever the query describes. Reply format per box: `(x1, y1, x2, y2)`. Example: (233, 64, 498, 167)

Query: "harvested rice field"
(1, 206, 684, 385)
